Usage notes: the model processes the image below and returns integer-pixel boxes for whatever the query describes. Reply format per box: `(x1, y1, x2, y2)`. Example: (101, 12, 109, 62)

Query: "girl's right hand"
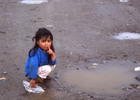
(30, 79, 36, 88)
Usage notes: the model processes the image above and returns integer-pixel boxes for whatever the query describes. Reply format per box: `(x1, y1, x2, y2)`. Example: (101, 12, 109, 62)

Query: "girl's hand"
(30, 79, 36, 88)
(46, 47, 56, 62)
(46, 47, 54, 55)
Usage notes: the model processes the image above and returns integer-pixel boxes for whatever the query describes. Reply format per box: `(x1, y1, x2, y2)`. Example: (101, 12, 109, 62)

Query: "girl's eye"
(42, 40, 46, 42)
(48, 40, 51, 42)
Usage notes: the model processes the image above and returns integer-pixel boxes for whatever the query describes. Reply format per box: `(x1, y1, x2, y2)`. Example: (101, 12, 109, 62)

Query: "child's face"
(37, 36, 52, 51)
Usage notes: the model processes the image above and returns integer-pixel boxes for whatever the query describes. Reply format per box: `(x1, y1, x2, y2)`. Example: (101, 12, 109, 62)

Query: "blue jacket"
(25, 48, 57, 79)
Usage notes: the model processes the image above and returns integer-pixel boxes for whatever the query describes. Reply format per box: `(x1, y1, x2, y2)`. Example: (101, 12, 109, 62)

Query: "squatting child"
(25, 28, 57, 88)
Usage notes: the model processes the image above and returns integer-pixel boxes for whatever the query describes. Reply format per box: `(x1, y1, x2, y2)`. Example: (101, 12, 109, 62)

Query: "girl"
(25, 28, 57, 88)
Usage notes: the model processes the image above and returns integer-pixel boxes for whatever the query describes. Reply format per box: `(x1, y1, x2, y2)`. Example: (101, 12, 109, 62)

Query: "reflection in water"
(120, 0, 128, 2)
(19, 0, 48, 4)
(113, 32, 140, 40)
(63, 60, 138, 95)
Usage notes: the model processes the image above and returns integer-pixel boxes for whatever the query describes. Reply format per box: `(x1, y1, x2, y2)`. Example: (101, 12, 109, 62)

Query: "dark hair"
(29, 28, 55, 60)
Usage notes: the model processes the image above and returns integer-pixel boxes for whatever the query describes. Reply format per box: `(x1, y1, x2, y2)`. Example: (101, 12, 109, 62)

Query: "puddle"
(19, 0, 48, 4)
(112, 32, 140, 40)
(120, 0, 128, 2)
(62, 60, 139, 95)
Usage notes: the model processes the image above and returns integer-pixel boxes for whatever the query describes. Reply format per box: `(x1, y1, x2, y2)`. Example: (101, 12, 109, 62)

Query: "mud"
(0, 0, 140, 100)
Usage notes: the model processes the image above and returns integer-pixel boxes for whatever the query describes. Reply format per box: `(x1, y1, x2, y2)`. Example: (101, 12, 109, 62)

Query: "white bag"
(22, 80, 44, 93)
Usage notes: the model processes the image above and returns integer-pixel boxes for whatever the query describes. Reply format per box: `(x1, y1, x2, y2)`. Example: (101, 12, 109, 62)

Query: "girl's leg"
(36, 76, 44, 83)
(37, 65, 56, 80)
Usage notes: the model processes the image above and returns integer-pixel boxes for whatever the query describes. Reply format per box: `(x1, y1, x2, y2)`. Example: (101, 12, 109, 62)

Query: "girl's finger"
(46, 47, 49, 51)
(30, 84, 36, 88)
(48, 46, 50, 49)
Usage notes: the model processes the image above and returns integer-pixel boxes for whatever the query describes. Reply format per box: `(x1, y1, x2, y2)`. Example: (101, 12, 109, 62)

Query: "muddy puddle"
(60, 60, 140, 96)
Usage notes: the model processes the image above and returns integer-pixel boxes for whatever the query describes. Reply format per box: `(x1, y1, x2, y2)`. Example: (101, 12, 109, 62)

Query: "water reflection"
(113, 32, 140, 40)
(120, 0, 128, 2)
(62, 60, 138, 95)
(19, 0, 48, 4)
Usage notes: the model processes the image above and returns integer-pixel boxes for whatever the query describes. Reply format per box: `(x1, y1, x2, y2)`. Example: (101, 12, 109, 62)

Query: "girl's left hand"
(46, 47, 54, 55)
(46, 47, 56, 62)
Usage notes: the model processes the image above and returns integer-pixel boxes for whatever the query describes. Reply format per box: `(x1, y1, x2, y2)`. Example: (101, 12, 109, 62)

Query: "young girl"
(25, 28, 57, 88)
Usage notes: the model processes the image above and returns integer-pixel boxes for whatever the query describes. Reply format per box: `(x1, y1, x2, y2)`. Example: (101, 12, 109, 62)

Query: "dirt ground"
(0, 0, 140, 100)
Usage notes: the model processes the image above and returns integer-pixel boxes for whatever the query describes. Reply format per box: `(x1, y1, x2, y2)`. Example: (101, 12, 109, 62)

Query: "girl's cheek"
(39, 43, 45, 48)
(49, 43, 51, 47)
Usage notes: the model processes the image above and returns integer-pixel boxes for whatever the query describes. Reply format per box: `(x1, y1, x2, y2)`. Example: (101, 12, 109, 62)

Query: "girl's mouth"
(46, 48, 49, 51)
(44, 47, 49, 51)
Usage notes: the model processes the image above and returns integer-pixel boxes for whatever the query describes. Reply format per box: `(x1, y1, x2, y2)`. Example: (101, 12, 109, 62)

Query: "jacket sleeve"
(28, 54, 39, 79)
(49, 56, 57, 65)
(25, 56, 30, 76)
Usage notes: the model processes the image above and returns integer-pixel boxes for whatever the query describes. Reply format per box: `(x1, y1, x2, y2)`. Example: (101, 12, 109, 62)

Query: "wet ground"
(0, 0, 140, 100)
(60, 60, 139, 95)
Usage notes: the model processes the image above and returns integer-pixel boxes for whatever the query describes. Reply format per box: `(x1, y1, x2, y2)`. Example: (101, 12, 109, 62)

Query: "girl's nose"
(45, 42, 48, 46)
